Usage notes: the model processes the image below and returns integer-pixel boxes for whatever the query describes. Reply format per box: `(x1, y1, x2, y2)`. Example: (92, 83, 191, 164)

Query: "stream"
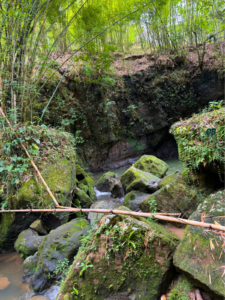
(0, 159, 184, 300)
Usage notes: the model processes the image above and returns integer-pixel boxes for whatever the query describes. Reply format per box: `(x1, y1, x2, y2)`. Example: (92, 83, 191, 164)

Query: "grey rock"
(123, 191, 150, 210)
(121, 166, 160, 194)
(29, 218, 90, 292)
(15, 229, 45, 259)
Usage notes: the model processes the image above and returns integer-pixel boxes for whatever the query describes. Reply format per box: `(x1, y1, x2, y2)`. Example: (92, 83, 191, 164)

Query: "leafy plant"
(147, 199, 157, 221)
(47, 258, 70, 285)
(79, 260, 93, 276)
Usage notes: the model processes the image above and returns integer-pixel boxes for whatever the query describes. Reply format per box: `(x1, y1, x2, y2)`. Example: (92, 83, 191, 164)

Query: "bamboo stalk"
(0, 208, 225, 232)
(0, 107, 60, 207)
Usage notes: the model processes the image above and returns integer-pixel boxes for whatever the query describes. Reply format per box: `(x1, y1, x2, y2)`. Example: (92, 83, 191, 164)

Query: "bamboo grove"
(0, 0, 224, 123)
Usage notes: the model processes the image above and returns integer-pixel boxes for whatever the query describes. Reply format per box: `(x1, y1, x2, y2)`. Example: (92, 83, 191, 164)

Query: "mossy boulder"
(74, 187, 93, 208)
(57, 214, 179, 300)
(96, 172, 117, 192)
(30, 220, 48, 235)
(15, 229, 45, 259)
(139, 171, 204, 216)
(121, 166, 160, 194)
(123, 191, 150, 211)
(29, 218, 91, 292)
(170, 108, 225, 179)
(17, 158, 76, 208)
(173, 189, 225, 299)
(74, 164, 96, 204)
(134, 155, 169, 178)
(0, 212, 40, 252)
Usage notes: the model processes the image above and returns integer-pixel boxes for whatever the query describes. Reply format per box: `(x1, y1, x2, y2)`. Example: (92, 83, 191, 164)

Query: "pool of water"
(0, 253, 30, 300)
(93, 158, 184, 181)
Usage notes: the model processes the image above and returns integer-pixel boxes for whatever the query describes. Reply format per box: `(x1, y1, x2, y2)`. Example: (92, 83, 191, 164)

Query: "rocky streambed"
(0, 108, 224, 300)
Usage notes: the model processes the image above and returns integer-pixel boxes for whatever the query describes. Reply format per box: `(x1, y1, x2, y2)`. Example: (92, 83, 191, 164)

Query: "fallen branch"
(0, 107, 60, 207)
(0, 208, 225, 232)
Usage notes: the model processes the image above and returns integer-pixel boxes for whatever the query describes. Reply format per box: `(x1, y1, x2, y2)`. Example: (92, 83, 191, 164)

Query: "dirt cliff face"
(37, 44, 225, 171)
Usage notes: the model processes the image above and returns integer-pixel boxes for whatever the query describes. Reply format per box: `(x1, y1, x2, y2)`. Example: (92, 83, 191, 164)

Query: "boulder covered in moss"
(170, 107, 225, 183)
(0, 125, 94, 251)
(134, 155, 169, 178)
(173, 189, 225, 299)
(121, 166, 160, 194)
(96, 172, 117, 192)
(73, 164, 96, 211)
(139, 171, 205, 216)
(96, 172, 124, 199)
(123, 191, 150, 211)
(29, 218, 90, 292)
(30, 220, 48, 235)
(15, 229, 45, 259)
(57, 214, 179, 300)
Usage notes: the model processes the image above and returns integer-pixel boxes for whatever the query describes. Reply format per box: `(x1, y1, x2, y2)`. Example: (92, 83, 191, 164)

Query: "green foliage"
(168, 275, 193, 300)
(167, 289, 189, 300)
(147, 199, 157, 221)
(47, 258, 70, 285)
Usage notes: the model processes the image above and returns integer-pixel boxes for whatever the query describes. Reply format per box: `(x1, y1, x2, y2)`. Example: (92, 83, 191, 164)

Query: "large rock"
(133, 155, 168, 178)
(57, 213, 179, 300)
(139, 171, 204, 216)
(96, 172, 124, 199)
(30, 220, 48, 235)
(170, 107, 225, 187)
(123, 191, 150, 211)
(121, 166, 160, 194)
(96, 172, 117, 192)
(29, 218, 91, 292)
(173, 190, 225, 299)
(88, 199, 122, 224)
(15, 229, 45, 259)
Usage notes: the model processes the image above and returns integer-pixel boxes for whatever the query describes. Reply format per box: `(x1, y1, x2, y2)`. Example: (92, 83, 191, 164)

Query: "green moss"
(17, 159, 76, 208)
(121, 166, 159, 193)
(0, 213, 15, 249)
(159, 171, 179, 188)
(140, 172, 206, 216)
(97, 172, 115, 185)
(134, 155, 168, 178)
